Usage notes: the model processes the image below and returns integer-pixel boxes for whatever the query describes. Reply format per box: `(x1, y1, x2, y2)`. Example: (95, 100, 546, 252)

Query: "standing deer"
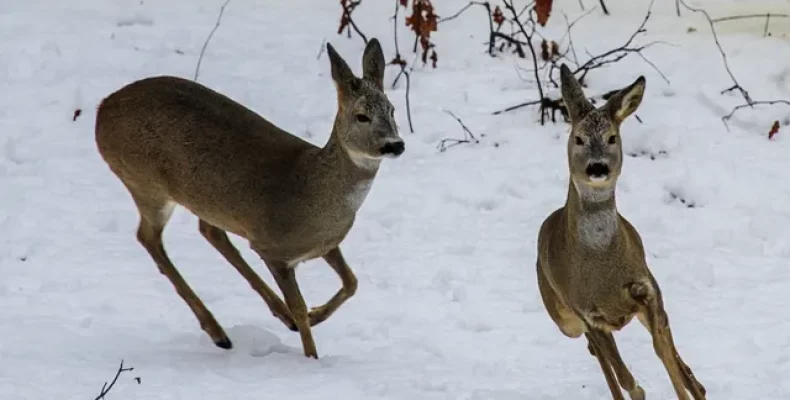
(535, 65, 706, 400)
(94, 39, 403, 359)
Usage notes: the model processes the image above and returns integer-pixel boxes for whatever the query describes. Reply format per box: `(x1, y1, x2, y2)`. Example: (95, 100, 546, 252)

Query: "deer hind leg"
(308, 247, 358, 327)
(131, 194, 231, 349)
(587, 330, 645, 400)
(537, 263, 584, 338)
(261, 259, 318, 359)
(197, 220, 297, 331)
(634, 285, 707, 400)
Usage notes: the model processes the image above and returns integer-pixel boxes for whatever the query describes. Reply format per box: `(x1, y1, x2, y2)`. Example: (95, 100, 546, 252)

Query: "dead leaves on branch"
(535, 0, 553, 26)
(404, 0, 439, 68)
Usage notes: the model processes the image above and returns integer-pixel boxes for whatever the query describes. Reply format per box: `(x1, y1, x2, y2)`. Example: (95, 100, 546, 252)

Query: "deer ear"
(559, 64, 594, 123)
(362, 38, 385, 90)
(604, 75, 646, 124)
(327, 42, 357, 92)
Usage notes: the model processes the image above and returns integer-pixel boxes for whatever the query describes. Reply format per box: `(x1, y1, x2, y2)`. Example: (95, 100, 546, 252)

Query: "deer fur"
(94, 38, 403, 359)
(535, 64, 707, 400)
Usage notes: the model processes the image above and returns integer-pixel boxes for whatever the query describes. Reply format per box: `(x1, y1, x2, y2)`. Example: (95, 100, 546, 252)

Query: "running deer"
(535, 65, 706, 400)
(94, 39, 403, 359)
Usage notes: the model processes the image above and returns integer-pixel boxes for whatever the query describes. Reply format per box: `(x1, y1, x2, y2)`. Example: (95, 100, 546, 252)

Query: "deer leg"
(133, 197, 231, 349)
(588, 330, 645, 400)
(198, 220, 297, 331)
(262, 259, 318, 359)
(585, 331, 626, 400)
(537, 263, 584, 338)
(308, 247, 358, 327)
(639, 305, 707, 400)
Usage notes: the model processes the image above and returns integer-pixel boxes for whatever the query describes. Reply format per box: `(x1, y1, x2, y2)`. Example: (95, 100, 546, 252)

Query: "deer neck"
(311, 119, 381, 213)
(564, 181, 619, 250)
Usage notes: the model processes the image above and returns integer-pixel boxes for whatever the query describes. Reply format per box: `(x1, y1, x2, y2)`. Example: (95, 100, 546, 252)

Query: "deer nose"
(380, 140, 405, 157)
(585, 162, 610, 178)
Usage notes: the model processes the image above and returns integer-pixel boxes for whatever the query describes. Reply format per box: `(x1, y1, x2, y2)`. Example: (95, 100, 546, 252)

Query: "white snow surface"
(2, 0, 790, 398)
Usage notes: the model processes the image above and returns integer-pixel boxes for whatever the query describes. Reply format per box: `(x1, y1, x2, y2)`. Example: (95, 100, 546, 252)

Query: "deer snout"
(585, 161, 610, 181)
(380, 140, 405, 157)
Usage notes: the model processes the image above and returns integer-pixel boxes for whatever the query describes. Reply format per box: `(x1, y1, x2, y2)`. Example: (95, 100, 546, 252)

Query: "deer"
(94, 38, 403, 359)
(535, 64, 707, 400)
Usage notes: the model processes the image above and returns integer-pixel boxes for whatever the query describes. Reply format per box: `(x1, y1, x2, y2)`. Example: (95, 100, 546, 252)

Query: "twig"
(678, 0, 790, 128)
(439, 1, 502, 58)
(723, 100, 790, 122)
(571, 0, 664, 84)
(711, 13, 789, 37)
(94, 360, 135, 400)
(711, 13, 789, 23)
(316, 39, 327, 60)
(439, 1, 486, 23)
(194, 0, 233, 82)
(598, 0, 610, 15)
(339, 0, 369, 44)
(492, 99, 542, 115)
(503, 0, 547, 123)
(391, 0, 415, 133)
(438, 110, 481, 152)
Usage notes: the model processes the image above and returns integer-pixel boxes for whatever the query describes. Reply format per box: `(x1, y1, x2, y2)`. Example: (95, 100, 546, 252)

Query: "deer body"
(536, 65, 706, 400)
(95, 39, 402, 358)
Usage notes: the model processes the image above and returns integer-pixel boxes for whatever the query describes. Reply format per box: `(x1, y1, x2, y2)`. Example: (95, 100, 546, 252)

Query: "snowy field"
(1, 0, 790, 398)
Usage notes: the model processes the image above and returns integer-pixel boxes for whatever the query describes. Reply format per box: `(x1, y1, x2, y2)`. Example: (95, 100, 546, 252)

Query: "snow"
(1, 0, 789, 398)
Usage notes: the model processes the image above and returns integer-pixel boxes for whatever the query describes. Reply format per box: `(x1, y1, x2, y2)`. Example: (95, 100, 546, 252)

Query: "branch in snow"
(711, 13, 789, 37)
(338, 0, 369, 45)
(492, 0, 663, 123)
(597, 0, 609, 16)
(390, 0, 415, 133)
(94, 360, 137, 400)
(194, 0, 233, 82)
(437, 110, 482, 152)
(502, 0, 548, 123)
(560, 0, 666, 86)
(677, 0, 790, 129)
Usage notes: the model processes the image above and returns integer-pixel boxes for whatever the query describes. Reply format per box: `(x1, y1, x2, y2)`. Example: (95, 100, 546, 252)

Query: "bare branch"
(711, 13, 789, 23)
(438, 110, 481, 152)
(570, 0, 664, 84)
(502, 0, 547, 123)
(492, 0, 664, 122)
(598, 0, 610, 15)
(677, 0, 790, 128)
(194, 0, 233, 82)
(439, 1, 489, 23)
(94, 360, 136, 400)
(391, 0, 415, 133)
(339, 0, 369, 44)
(491, 99, 542, 115)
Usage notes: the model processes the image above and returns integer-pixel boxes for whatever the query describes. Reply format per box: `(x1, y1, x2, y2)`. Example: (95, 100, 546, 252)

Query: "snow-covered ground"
(1, 0, 789, 398)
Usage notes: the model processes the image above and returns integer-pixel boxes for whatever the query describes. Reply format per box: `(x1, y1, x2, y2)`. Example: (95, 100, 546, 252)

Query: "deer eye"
(608, 135, 617, 144)
(355, 114, 371, 123)
(574, 136, 584, 146)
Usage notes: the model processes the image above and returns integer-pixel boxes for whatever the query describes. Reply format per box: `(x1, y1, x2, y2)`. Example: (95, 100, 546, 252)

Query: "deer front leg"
(309, 247, 358, 327)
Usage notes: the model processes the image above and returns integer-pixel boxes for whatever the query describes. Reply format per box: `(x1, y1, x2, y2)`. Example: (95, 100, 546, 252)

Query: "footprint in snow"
(224, 325, 293, 358)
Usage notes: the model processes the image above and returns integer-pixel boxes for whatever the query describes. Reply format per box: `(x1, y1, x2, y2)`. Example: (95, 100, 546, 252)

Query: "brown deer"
(94, 39, 403, 359)
(535, 64, 706, 400)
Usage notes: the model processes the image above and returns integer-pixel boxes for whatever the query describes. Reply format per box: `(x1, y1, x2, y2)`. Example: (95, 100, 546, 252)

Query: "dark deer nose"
(585, 162, 610, 178)
(380, 140, 405, 156)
